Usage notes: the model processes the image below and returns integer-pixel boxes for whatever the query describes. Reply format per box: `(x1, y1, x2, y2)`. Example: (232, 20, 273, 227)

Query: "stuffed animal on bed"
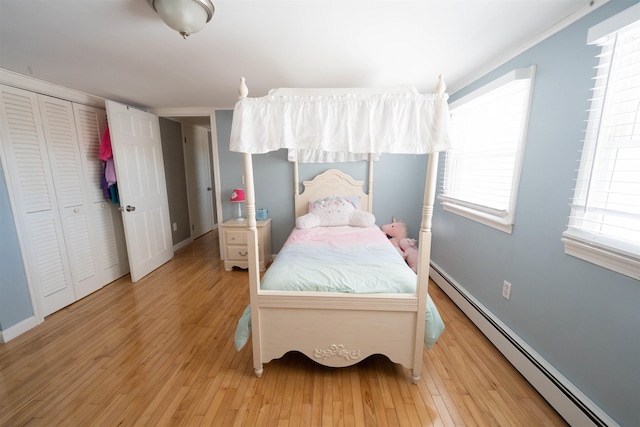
(380, 220, 408, 253)
(399, 237, 419, 273)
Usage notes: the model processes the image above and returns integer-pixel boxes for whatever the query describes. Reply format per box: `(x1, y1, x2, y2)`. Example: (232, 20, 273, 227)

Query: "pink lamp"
(230, 189, 245, 219)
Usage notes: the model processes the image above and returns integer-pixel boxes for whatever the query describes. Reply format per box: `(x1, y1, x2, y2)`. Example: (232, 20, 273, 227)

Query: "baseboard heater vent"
(429, 262, 617, 427)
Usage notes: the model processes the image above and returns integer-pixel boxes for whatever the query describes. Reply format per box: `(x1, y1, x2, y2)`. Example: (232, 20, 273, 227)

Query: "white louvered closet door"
(0, 85, 76, 316)
(73, 103, 129, 284)
(37, 95, 102, 300)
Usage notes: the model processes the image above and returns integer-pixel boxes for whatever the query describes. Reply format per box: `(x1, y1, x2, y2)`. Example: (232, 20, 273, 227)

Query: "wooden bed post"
(412, 152, 439, 383)
(412, 75, 446, 383)
(367, 153, 374, 212)
(238, 77, 264, 377)
(243, 152, 263, 378)
(294, 159, 300, 199)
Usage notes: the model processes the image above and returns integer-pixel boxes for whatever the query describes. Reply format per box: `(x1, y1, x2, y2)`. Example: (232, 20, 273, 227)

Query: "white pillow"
(349, 210, 376, 227)
(296, 213, 322, 229)
(297, 195, 373, 229)
(310, 197, 356, 226)
(309, 195, 362, 212)
(297, 201, 376, 229)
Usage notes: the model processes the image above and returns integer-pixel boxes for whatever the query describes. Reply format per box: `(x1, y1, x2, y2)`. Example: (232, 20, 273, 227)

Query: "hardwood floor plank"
(348, 368, 366, 426)
(89, 393, 130, 426)
(201, 369, 236, 424)
(368, 371, 390, 427)
(278, 356, 297, 423)
(0, 230, 568, 426)
(409, 380, 438, 426)
(431, 395, 457, 427)
(385, 367, 411, 425)
(157, 385, 190, 426)
(321, 371, 334, 425)
(239, 394, 264, 427)
(339, 368, 356, 427)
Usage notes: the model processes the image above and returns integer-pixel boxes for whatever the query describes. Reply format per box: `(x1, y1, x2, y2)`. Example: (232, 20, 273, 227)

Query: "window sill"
(561, 231, 640, 280)
(441, 201, 513, 234)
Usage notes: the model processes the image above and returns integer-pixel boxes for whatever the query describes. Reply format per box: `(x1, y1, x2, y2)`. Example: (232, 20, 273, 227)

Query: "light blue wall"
(432, 1, 639, 426)
(0, 160, 34, 330)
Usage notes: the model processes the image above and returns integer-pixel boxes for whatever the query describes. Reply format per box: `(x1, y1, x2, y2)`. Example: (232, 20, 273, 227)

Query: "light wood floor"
(0, 230, 567, 426)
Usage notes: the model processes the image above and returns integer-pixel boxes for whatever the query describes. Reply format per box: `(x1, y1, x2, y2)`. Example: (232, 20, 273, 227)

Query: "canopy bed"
(230, 77, 452, 383)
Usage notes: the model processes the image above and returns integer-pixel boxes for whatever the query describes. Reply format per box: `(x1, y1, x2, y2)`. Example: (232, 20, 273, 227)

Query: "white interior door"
(183, 124, 213, 239)
(105, 101, 173, 282)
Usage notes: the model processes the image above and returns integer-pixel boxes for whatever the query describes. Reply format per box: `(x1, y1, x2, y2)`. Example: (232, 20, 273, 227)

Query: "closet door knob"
(126, 205, 136, 212)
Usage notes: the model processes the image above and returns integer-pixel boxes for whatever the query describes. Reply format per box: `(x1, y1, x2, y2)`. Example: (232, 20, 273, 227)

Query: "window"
(440, 66, 535, 233)
(562, 4, 640, 280)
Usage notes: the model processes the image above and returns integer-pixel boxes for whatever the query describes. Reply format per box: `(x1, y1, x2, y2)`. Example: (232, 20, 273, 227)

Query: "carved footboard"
(253, 292, 423, 383)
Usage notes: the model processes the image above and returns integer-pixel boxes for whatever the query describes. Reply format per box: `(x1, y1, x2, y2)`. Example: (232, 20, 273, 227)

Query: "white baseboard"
(0, 316, 38, 343)
(429, 262, 618, 427)
(173, 237, 193, 252)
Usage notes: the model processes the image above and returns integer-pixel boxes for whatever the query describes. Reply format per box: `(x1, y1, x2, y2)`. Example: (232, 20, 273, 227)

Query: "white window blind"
(562, 7, 640, 280)
(440, 67, 535, 233)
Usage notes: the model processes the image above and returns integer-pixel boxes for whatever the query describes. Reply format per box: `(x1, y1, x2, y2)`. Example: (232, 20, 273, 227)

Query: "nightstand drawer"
(225, 230, 247, 245)
(227, 245, 249, 261)
(221, 218, 271, 272)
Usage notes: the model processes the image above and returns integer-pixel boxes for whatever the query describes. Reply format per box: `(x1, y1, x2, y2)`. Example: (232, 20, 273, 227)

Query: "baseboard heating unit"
(429, 262, 617, 427)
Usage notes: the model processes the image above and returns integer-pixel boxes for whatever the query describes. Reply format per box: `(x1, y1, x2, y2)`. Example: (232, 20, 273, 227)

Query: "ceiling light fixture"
(152, 0, 215, 39)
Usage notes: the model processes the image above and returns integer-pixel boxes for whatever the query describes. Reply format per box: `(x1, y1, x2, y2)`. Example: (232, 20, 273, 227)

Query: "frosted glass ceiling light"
(152, 0, 214, 39)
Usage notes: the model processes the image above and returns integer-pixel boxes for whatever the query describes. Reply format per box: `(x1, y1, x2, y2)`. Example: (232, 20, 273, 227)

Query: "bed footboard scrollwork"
(314, 344, 361, 361)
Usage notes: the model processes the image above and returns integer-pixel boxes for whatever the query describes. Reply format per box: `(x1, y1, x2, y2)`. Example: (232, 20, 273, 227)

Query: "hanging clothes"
(100, 167, 111, 200)
(104, 157, 117, 187)
(109, 183, 120, 205)
(99, 126, 118, 204)
(99, 127, 112, 161)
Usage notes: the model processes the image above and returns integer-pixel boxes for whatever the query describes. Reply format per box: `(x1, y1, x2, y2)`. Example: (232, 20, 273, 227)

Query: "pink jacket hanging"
(99, 127, 112, 161)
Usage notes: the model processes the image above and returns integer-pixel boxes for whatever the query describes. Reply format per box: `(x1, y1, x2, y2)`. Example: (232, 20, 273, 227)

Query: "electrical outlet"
(502, 281, 512, 300)
(172, 222, 177, 232)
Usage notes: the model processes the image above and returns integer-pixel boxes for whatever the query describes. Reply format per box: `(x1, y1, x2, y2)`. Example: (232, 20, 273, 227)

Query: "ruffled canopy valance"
(230, 87, 452, 162)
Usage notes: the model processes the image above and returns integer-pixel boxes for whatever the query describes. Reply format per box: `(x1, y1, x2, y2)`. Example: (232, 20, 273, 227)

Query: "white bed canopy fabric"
(287, 149, 375, 164)
(230, 82, 452, 160)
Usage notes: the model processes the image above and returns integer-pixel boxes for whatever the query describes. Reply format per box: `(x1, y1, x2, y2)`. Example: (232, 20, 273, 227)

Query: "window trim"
(562, 3, 640, 280)
(441, 198, 514, 234)
(440, 66, 535, 234)
(562, 230, 640, 280)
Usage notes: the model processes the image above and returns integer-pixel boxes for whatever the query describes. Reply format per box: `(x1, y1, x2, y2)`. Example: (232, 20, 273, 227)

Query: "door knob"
(207, 187, 212, 191)
(126, 205, 136, 212)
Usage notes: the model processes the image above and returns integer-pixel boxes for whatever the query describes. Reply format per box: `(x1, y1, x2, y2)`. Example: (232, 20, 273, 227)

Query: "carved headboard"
(294, 169, 371, 218)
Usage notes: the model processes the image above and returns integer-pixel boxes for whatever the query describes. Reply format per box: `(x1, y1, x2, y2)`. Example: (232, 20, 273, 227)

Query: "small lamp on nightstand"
(230, 188, 245, 219)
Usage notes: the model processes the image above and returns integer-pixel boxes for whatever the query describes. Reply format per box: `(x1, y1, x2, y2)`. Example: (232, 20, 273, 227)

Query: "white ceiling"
(0, 0, 603, 110)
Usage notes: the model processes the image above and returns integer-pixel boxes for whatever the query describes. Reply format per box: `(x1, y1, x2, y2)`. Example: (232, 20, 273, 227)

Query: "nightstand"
(221, 218, 272, 271)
